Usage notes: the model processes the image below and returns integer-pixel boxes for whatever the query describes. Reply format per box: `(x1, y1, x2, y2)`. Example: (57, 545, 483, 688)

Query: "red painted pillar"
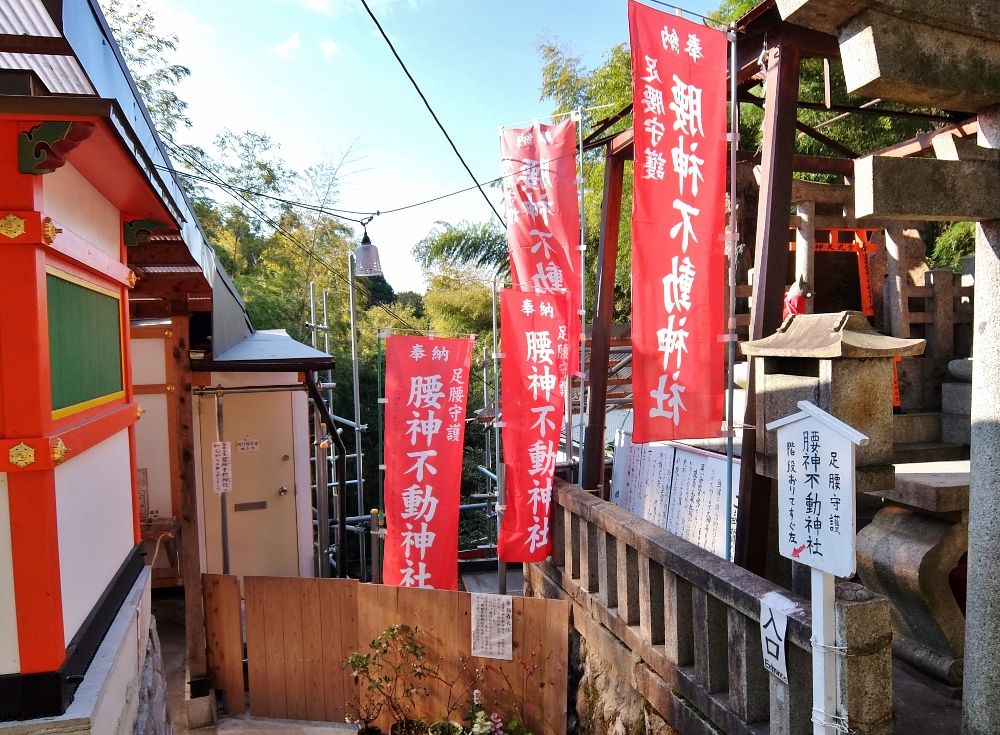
(0, 120, 66, 672)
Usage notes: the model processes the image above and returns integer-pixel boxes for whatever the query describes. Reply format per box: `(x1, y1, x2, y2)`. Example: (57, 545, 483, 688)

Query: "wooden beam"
(736, 41, 803, 575)
(170, 314, 210, 694)
(581, 145, 625, 496)
(0, 34, 72, 55)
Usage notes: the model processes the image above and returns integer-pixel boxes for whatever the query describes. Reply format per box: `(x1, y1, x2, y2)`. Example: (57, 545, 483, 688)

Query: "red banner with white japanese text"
(500, 119, 582, 374)
(383, 334, 473, 590)
(498, 288, 571, 562)
(629, 1, 727, 443)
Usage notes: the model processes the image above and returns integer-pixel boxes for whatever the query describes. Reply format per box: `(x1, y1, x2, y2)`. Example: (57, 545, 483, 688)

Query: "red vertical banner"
(383, 335, 473, 590)
(500, 119, 582, 374)
(629, 1, 727, 443)
(498, 288, 571, 562)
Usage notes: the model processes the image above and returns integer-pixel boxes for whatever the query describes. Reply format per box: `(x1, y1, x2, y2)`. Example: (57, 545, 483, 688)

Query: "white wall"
(0, 473, 19, 675)
(133, 394, 172, 520)
(43, 163, 121, 260)
(131, 339, 166, 386)
(55, 430, 135, 645)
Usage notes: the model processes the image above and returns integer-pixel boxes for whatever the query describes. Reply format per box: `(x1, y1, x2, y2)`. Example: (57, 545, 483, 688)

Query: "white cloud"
(319, 39, 338, 58)
(269, 32, 302, 59)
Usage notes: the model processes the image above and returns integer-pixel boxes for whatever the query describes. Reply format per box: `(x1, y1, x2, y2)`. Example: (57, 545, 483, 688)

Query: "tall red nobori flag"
(383, 334, 473, 590)
(500, 119, 582, 374)
(498, 288, 572, 562)
(628, 1, 728, 444)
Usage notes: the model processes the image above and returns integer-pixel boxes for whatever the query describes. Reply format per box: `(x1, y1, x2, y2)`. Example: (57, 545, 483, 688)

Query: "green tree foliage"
(415, 221, 509, 276)
(928, 222, 976, 272)
(100, 0, 191, 138)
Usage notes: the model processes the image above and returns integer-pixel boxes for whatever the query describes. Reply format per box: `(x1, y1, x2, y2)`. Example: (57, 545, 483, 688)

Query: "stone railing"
(528, 481, 893, 735)
(902, 268, 974, 357)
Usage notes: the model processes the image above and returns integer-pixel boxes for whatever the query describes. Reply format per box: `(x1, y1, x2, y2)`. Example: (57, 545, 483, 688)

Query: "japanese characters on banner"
(498, 288, 571, 562)
(383, 335, 473, 590)
(628, 1, 727, 443)
(500, 119, 582, 374)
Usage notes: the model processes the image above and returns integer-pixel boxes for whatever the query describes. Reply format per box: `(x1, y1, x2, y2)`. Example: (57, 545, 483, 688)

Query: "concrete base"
(0, 568, 160, 735)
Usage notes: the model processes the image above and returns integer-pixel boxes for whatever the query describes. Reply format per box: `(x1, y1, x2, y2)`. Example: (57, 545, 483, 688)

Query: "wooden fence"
(531, 480, 894, 735)
(203, 575, 570, 734)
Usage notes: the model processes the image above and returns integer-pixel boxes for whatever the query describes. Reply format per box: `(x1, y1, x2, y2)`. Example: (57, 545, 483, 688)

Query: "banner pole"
(724, 23, 740, 561)
(492, 279, 507, 594)
(576, 107, 587, 486)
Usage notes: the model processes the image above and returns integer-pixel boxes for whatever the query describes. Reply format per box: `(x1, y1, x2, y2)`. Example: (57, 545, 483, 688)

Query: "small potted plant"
(346, 624, 435, 734)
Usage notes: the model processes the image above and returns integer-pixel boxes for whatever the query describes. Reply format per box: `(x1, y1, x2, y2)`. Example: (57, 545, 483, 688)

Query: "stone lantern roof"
(740, 311, 926, 359)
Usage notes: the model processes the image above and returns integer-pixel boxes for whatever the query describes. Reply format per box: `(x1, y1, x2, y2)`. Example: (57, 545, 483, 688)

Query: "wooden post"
(735, 41, 802, 573)
(581, 146, 625, 496)
(812, 569, 837, 735)
(171, 312, 209, 694)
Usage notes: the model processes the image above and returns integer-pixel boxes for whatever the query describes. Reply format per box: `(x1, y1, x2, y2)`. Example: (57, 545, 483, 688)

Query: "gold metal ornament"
(0, 214, 25, 239)
(50, 437, 70, 463)
(136, 404, 145, 418)
(42, 217, 62, 244)
(127, 270, 138, 288)
(8, 442, 35, 468)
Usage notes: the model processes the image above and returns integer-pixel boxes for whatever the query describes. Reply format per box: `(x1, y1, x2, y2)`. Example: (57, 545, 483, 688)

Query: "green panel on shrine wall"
(47, 272, 124, 415)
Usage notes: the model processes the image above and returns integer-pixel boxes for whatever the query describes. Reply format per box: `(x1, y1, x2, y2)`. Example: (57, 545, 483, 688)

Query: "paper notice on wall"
(471, 593, 513, 660)
(212, 441, 232, 494)
(237, 436, 260, 453)
(760, 591, 796, 684)
(138, 467, 149, 519)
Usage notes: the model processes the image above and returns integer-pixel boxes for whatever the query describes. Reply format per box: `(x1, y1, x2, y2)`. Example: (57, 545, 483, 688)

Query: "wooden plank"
(261, 578, 289, 718)
(281, 577, 307, 719)
(301, 579, 327, 722)
(201, 574, 245, 714)
(540, 597, 570, 735)
(319, 579, 357, 722)
(244, 577, 268, 717)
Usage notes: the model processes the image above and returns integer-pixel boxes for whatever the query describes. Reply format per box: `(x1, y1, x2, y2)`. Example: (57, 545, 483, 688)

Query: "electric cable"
(160, 137, 421, 333)
(359, 0, 506, 227)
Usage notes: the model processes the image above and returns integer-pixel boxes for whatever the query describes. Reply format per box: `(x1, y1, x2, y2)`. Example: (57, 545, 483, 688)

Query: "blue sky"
(143, 0, 717, 293)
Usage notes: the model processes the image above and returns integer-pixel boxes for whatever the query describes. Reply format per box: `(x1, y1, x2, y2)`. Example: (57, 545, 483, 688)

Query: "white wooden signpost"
(766, 401, 868, 735)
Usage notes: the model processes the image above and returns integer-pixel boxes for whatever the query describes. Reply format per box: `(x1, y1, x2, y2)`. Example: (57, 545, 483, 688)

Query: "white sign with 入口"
(471, 593, 513, 660)
(760, 591, 797, 684)
(770, 402, 867, 578)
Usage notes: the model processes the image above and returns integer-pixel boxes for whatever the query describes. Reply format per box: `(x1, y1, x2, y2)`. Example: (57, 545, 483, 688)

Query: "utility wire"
(154, 145, 583, 226)
(359, 0, 506, 228)
(160, 137, 421, 333)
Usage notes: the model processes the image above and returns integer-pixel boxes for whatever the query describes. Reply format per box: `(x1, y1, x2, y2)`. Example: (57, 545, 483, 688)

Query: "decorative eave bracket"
(18, 121, 95, 175)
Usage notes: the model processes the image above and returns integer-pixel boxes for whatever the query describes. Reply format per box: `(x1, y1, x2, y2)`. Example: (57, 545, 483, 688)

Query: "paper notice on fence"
(212, 441, 232, 494)
(760, 591, 796, 684)
(471, 593, 513, 660)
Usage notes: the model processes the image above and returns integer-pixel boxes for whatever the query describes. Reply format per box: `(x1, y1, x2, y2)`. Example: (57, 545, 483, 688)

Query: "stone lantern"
(741, 311, 925, 493)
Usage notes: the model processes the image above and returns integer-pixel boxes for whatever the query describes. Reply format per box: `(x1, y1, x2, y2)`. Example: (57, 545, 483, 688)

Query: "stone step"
(893, 442, 970, 464)
(893, 412, 942, 445)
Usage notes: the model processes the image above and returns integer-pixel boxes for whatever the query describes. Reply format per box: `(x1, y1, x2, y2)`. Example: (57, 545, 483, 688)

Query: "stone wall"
(132, 618, 173, 735)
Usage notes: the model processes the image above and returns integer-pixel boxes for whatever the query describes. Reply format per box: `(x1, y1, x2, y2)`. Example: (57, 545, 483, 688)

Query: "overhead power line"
(153, 146, 582, 227)
(160, 137, 421, 333)
(359, 0, 506, 228)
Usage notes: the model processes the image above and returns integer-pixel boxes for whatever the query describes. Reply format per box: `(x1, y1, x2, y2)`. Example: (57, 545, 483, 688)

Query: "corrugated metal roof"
(0, 0, 59, 36)
(0, 51, 92, 93)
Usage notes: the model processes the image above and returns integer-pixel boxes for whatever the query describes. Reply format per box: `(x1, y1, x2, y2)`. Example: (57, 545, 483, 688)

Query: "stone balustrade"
(527, 480, 894, 734)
